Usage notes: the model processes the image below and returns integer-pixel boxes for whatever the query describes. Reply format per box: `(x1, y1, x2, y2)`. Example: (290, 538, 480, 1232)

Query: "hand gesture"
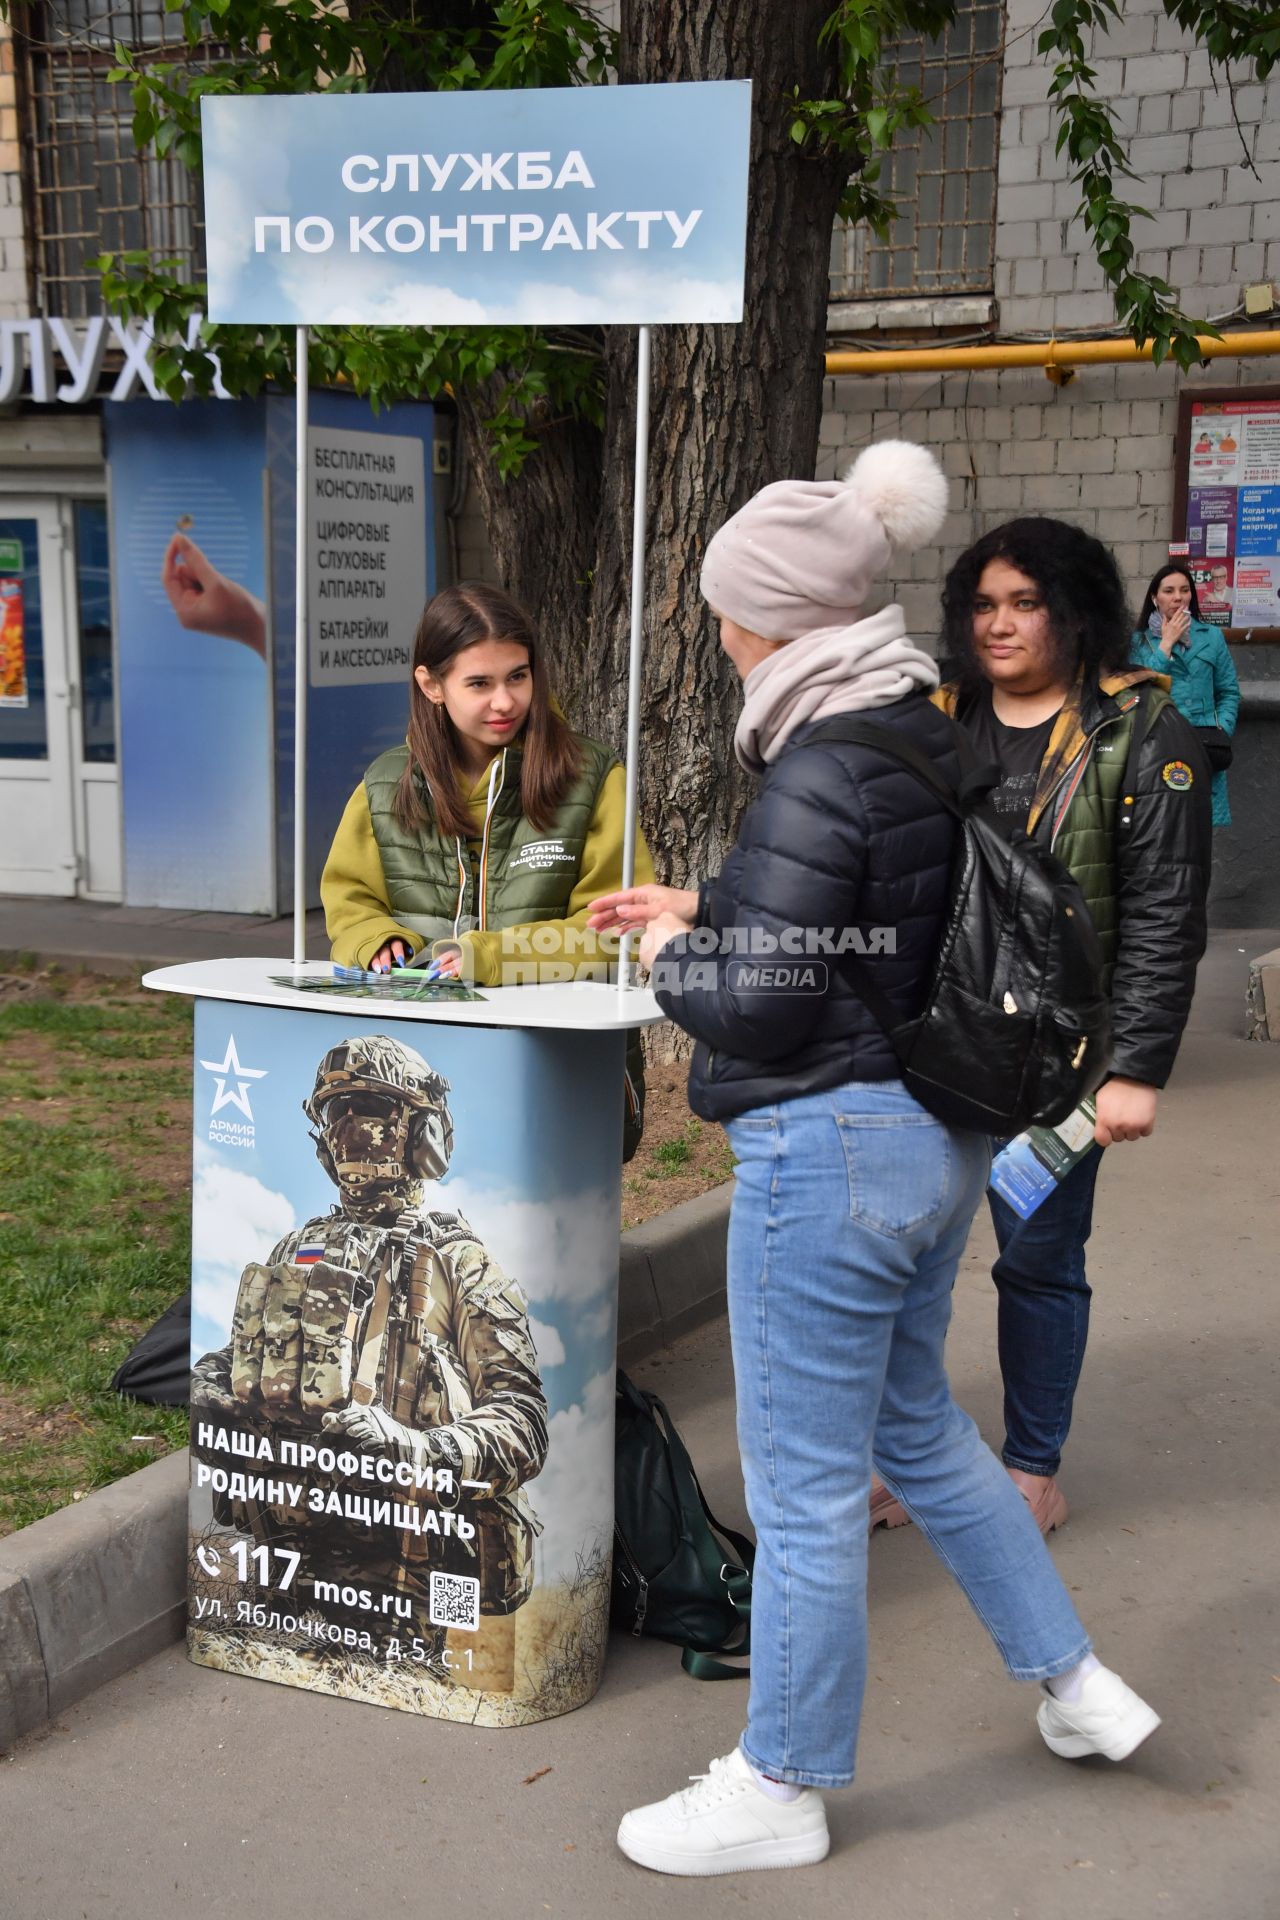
(162, 533, 266, 657)
(1161, 605, 1191, 653)
(586, 884, 699, 933)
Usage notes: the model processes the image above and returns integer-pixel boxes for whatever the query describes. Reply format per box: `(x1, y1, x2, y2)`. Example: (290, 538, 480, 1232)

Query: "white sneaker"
(616, 1747, 830, 1876)
(1037, 1665, 1161, 1762)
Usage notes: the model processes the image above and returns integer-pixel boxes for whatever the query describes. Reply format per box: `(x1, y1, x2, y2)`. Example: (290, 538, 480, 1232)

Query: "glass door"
(0, 504, 79, 896)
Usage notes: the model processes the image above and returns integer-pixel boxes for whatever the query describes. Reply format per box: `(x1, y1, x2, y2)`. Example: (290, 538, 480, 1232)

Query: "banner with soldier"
(187, 1004, 624, 1726)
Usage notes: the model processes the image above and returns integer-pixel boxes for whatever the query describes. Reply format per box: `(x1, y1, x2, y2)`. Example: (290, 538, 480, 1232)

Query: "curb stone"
(0, 1183, 732, 1751)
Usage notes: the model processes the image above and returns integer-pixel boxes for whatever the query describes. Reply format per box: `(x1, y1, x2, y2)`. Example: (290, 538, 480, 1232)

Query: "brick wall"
(996, 0, 1278, 337)
(820, 0, 1280, 639)
(818, 353, 1279, 641)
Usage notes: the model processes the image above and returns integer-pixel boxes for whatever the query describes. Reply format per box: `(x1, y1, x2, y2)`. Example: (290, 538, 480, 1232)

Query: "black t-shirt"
(964, 690, 1062, 839)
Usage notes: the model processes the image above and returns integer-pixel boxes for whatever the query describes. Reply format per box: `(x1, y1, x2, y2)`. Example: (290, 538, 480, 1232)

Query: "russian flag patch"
(295, 1244, 325, 1265)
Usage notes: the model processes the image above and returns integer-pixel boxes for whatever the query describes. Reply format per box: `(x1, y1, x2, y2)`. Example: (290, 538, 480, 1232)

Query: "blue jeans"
(724, 1082, 1091, 1789)
(988, 1145, 1104, 1478)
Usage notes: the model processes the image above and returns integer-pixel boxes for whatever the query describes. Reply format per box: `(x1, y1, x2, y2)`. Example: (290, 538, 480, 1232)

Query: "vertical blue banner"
(107, 400, 274, 912)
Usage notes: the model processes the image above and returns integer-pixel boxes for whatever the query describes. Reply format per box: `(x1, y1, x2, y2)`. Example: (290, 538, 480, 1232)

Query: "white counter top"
(142, 958, 667, 1032)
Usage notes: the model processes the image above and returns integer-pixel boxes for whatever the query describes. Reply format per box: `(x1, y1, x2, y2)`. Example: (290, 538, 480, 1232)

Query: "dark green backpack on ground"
(611, 1370, 753, 1680)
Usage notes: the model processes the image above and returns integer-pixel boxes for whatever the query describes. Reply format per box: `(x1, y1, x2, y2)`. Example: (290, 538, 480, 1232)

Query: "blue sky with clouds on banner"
(202, 80, 751, 326)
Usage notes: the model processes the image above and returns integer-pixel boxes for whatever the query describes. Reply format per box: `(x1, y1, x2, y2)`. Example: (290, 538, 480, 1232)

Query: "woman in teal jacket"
(1131, 562, 1240, 826)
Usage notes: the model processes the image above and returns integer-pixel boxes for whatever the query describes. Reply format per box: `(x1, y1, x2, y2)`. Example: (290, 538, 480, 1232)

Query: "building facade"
(0, 8, 444, 913)
(816, 0, 1280, 917)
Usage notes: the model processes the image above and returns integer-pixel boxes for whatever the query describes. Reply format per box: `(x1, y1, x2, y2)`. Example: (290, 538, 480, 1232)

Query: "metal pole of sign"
(617, 323, 652, 995)
(292, 324, 310, 967)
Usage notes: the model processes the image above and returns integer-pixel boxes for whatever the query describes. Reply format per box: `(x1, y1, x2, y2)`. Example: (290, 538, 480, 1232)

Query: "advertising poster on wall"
(187, 1001, 623, 1725)
(1177, 394, 1280, 632)
(265, 390, 433, 913)
(0, 560, 26, 709)
(308, 424, 426, 688)
(107, 400, 275, 911)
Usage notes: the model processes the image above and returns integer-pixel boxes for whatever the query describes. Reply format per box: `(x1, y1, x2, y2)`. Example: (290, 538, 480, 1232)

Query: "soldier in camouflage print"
(191, 1034, 548, 1660)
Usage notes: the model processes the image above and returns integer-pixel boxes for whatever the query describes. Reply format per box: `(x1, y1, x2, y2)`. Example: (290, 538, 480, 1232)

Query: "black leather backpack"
(811, 717, 1113, 1136)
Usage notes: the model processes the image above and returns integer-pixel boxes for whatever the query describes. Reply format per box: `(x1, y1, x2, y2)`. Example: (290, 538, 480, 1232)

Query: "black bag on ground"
(611, 1370, 753, 1680)
(809, 717, 1112, 1136)
(111, 1289, 191, 1407)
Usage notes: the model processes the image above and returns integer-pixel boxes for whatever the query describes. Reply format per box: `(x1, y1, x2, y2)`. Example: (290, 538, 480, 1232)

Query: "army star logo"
(200, 1035, 268, 1120)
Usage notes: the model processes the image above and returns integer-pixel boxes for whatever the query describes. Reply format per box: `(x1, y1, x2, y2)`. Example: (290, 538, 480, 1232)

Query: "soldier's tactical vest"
(216, 1208, 545, 1617)
(364, 735, 616, 940)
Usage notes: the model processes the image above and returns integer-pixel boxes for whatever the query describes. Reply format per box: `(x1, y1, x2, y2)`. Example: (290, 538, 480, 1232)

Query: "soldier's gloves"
(320, 1405, 466, 1490)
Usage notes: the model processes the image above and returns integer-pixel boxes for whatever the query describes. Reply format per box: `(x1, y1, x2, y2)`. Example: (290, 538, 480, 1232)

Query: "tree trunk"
(452, 386, 602, 656)
(588, 0, 849, 889)
(463, 2, 850, 900)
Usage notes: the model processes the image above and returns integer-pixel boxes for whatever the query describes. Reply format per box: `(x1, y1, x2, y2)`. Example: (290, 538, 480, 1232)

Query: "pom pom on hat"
(840, 440, 949, 550)
(700, 438, 948, 641)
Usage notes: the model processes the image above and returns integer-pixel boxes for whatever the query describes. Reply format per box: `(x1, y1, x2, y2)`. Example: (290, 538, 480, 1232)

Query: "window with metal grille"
(14, 2, 210, 319)
(830, 1, 1003, 302)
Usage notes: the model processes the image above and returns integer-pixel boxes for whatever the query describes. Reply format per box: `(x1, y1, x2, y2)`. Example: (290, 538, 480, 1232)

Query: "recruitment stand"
(150, 77, 752, 1723)
(145, 961, 662, 1725)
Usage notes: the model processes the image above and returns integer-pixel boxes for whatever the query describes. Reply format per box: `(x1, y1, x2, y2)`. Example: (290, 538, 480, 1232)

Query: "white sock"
(745, 1754, 804, 1802)
(1046, 1652, 1102, 1703)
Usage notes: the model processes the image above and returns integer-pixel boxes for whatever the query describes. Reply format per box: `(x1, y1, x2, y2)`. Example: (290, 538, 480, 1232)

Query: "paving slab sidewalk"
(1, 931, 1277, 1920)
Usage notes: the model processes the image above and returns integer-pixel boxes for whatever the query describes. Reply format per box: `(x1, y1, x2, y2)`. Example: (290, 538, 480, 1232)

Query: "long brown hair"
(393, 583, 582, 839)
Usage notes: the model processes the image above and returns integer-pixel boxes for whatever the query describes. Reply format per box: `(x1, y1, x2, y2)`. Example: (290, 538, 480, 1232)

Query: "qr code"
(429, 1570, 480, 1632)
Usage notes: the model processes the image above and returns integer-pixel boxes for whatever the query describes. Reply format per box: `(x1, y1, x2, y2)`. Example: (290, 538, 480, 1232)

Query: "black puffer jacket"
(652, 693, 961, 1123)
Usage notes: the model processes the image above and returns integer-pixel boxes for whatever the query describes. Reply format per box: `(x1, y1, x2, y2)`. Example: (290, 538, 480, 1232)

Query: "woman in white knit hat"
(589, 443, 1160, 1877)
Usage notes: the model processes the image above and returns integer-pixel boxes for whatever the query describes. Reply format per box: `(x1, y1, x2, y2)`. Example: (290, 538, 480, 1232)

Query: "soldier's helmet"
(304, 1035, 454, 1205)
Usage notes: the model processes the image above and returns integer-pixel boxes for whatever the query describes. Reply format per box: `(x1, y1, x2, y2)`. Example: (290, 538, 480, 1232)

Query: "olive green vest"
(1044, 688, 1170, 978)
(364, 736, 616, 940)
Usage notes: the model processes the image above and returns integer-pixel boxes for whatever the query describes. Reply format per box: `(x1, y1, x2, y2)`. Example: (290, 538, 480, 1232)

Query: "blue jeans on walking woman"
(724, 1081, 1092, 1789)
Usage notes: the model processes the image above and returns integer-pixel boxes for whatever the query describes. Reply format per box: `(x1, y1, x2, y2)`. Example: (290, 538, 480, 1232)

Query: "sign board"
(202, 81, 752, 326)
(1173, 388, 1280, 637)
(308, 426, 426, 687)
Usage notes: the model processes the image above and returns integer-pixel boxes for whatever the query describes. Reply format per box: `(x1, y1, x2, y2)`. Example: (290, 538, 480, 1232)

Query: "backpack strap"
(803, 717, 984, 1043)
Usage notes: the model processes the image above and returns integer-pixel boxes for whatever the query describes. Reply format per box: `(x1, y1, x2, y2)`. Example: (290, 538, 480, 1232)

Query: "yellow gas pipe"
(824, 329, 1280, 379)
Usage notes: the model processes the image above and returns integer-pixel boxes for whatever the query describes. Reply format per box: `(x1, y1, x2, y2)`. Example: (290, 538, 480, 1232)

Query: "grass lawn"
(0, 963, 193, 1536)
(0, 960, 730, 1539)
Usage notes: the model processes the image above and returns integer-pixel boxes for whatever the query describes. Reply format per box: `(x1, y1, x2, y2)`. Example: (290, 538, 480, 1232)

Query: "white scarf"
(733, 605, 940, 774)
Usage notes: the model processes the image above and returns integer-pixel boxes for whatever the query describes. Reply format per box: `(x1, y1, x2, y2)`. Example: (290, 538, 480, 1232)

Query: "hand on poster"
(321, 1402, 463, 1481)
(162, 532, 266, 657)
(1093, 1076, 1158, 1147)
